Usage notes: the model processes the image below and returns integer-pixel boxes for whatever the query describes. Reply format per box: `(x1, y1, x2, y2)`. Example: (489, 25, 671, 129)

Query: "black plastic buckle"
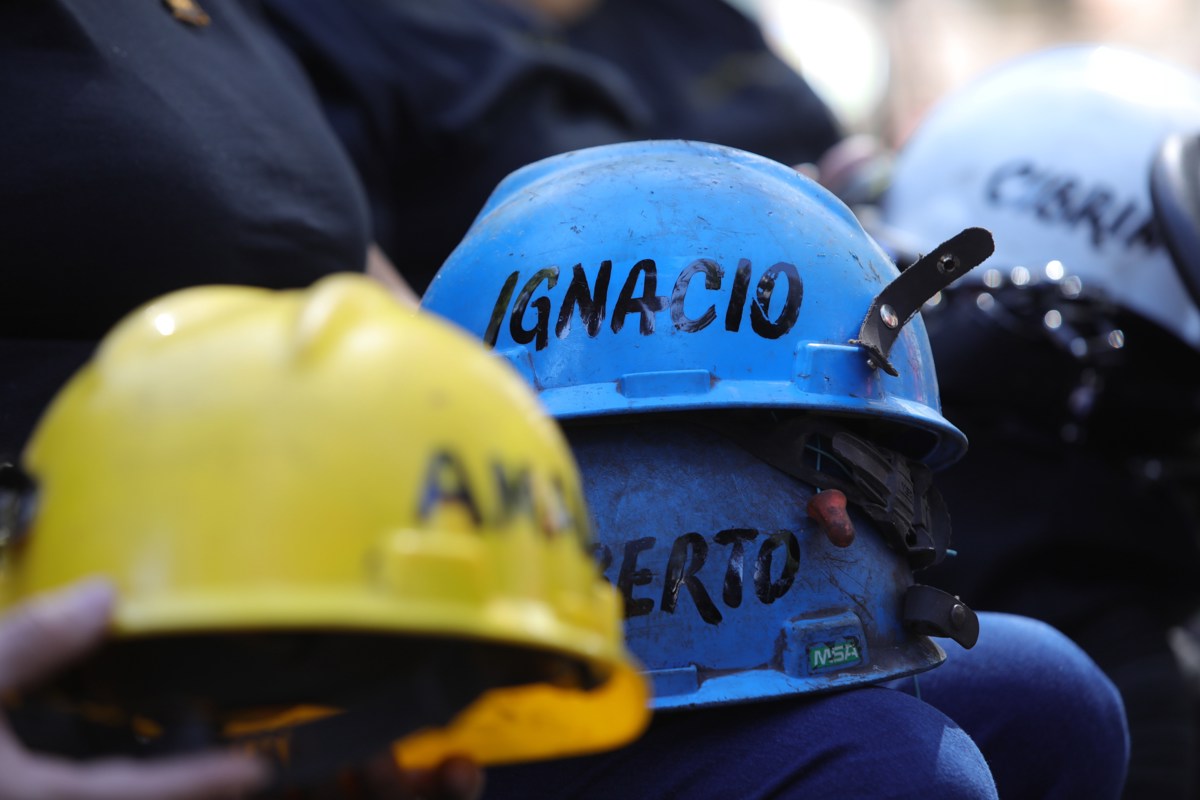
(711, 418, 952, 569)
(827, 432, 950, 569)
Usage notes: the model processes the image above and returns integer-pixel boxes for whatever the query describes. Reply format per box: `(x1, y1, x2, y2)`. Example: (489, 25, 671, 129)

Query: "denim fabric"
(481, 612, 1128, 799)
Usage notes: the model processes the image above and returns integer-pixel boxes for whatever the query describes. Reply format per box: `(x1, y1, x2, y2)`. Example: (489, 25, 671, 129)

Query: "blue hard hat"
(422, 140, 985, 708)
(423, 140, 967, 469)
(568, 416, 970, 709)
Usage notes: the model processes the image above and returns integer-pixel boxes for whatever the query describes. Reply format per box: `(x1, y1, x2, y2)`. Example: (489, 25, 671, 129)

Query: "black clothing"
(262, 0, 842, 295)
(924, 290, 1200, 800)
(262, 0, 641, 295)
(565, 0, 843, 167)
(0, 0, 371, 456)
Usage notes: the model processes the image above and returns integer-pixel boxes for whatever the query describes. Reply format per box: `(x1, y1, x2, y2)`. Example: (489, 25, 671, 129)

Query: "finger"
(0, 578, 115, 693)
(362, 751, 410, 799)
(434, 756, 485, 800)
(10, 749, 270, 800)
(405, 756, 485, 800)
(366, 244, 419, 307)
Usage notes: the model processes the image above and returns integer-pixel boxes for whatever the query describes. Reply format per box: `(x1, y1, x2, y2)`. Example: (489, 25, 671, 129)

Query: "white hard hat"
(880, 45, 1200, 349)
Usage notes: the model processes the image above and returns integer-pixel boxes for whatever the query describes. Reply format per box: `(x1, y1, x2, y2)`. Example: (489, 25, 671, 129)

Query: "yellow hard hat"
(0, 273, 647, 779)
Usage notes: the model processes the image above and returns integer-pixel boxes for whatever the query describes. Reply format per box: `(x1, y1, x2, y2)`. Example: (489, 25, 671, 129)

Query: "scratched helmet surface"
(879, 45, 1200, 351)
(570, 415, 977, 709)
(423, 140, 983, 708)
(0, 274, 648, 779)
(423, 139, 966, 470)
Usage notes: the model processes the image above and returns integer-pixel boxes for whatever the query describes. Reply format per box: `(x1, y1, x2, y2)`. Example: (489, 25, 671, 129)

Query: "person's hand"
(366, 244, 420, 307)
(363, 752, 484, 800)
(0, 578, 270, 800)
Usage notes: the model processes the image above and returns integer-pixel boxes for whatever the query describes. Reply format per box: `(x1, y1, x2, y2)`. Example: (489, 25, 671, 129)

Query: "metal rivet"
(937, 253, 959, 274)
(950, 603, 967, 628)
(879, 304, 899, 329)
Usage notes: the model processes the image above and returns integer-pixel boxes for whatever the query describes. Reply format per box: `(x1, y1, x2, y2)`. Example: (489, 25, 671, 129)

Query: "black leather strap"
(856, 227, 995, 376)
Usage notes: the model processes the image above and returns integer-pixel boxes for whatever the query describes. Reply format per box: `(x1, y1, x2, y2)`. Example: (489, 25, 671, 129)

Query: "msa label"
(807, 637, 862, 673)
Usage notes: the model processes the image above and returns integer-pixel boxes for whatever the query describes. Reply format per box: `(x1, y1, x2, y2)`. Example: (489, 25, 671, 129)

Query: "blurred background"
(729, 0, 1200, 146)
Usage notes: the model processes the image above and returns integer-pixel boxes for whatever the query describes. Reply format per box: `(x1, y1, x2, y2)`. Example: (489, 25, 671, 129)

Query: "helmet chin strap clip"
(855, 227, 995, 376)
(904, 584, 980, 649)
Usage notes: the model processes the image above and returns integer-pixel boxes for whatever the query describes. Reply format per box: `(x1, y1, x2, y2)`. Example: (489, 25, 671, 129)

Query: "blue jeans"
(481, 612, 1129, 799)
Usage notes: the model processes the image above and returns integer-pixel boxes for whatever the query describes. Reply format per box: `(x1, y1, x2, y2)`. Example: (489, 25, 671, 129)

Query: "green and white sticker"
(807, 637, 862, 673)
